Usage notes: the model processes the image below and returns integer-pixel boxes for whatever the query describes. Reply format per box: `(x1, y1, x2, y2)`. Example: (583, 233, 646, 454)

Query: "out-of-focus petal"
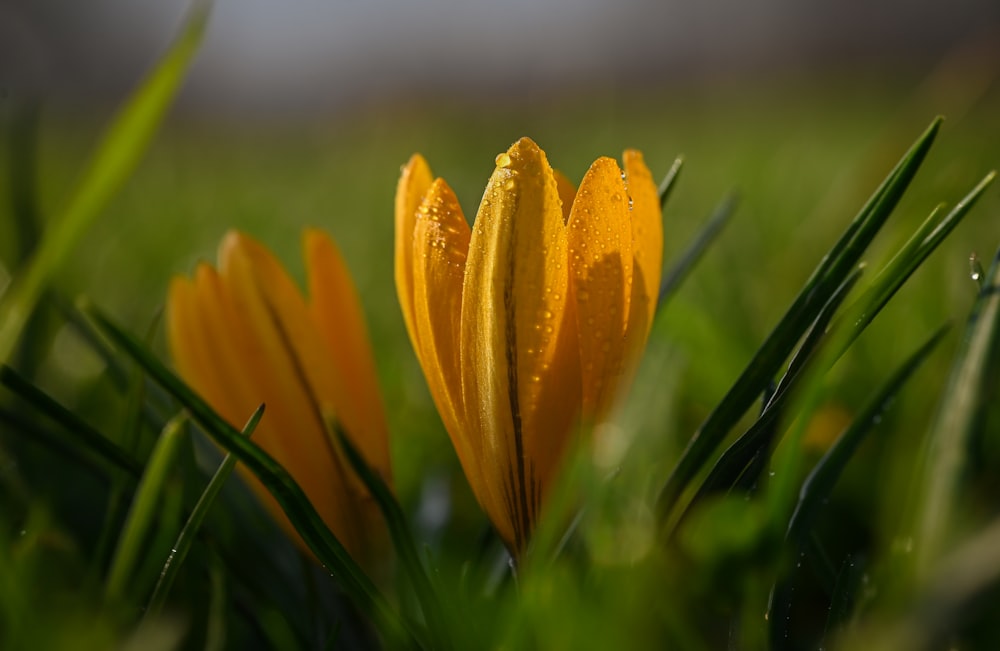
(305, 228, 391, 486)
(218, 231, 365, 560)
(567, 157, 633, 417)
(395, 154, 434, 347)
(460, 137, 581, 553)
(553, 169, 577, 224)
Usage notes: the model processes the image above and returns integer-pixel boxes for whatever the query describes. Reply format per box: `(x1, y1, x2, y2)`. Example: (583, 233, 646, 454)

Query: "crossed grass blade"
(83, 301, 419, 648)
(656, 118, 944, 525)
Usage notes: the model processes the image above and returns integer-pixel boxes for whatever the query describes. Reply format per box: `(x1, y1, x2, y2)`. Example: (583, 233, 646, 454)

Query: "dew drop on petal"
(496, 153, 512, 168)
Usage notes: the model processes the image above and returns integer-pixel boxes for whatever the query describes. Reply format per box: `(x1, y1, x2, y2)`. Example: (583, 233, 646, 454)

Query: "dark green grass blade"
(787, 325, 949, 544)
(83, 302, 416, 647)
(658, 192, 737, 306)
(145, 404, 264, 618)
(0, 364, 142, 476)
(0, 3, 209, 364)
(657, 156, 684, 208)
(656, 117, 942, 523)
(684, 267, 864, 509)
(5, 103, 42, 267)
(332, 423, 450, 651)
(915, 245, 1000, 574)
(105, 414, 188, 600)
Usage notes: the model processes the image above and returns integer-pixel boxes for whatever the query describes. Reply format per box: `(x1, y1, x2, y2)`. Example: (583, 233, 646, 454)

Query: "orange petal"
(410, 179, 480, 491)
(460, 137, 582, 553)
(567, 157, 633, 417)
(218, 231, 365, 559)
(553, 169, 577, 224)
(623, 150, 663, 350)
(395, 154, 434, 348)
(305, 228, 392, 486)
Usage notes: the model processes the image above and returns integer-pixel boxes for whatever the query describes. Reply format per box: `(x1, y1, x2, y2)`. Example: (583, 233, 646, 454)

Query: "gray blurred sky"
(2, 0, 999, 115)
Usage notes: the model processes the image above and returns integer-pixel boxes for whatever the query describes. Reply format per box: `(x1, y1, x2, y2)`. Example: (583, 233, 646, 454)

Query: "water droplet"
(504, 179, 516, 191)
(543, 310, 553, 319)
(531, 374, 541, 383)
(612, 192, 622, 202)
(970, 252, 984, 287)
(620, 171, 627, 181)
(628, 197, 634, 210)
(495, 152, 512, 168)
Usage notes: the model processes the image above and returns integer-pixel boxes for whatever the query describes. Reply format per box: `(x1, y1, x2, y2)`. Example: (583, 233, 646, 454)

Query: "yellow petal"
(218, 231, 365, 559)
(567, 157, 633, 417)
(395, 154, 434, 348)
(410, 179, 480, 489)
(553, 169, 577, 224)
(305, 228, 392, 486)
(460, 137, 582, 553)
(623, 150, 663, 349)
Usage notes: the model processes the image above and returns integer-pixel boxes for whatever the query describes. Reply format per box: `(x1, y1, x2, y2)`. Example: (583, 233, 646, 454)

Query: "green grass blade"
(0, 364, 142, 476)
(0, 3, 210, 365)
(681, 267, 864, 511)
(658, 191, 737, 306)
(656, 118, 942, 523)
(786, 325, 948, 544)
(5, 103, 42, 267)
(105, 413, 188, 601)
(83, 302, 416, 647)
(658, 156, 684, 208)
(332, 422, 449, 651)
(915, 246, 1000, 574)
(145, 404, 264, 619)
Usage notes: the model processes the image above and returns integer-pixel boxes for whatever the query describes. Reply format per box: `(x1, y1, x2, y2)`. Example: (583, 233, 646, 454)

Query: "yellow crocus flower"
(395, 137, 662, 556)
(167, 229, 392, 569)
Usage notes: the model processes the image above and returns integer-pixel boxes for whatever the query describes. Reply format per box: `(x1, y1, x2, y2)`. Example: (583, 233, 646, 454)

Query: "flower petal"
(410, 179, 480, 487)
(218, 231, 366, 559)
(461, 137, 582, 553)
(395, 154, 434, 348)
(623, 150, 663, 349)
(567, 157, 633, 417)
(305, 228, 392, 486)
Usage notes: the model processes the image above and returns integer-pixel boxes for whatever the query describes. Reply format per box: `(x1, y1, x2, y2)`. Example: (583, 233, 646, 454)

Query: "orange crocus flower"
(395, 137, 662, 556)
(167, 229, 392, 569)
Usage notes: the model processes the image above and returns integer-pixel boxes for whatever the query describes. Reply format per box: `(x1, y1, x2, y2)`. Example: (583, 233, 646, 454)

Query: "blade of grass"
(0, 2, 210, 364)
(658, 191, 737, 306)
(105, 413, 188, 601)
(83, 301, 416, 647)
(658, 156, 684, 208)
(331, 421, 450, 651)
(0, 364, 142, 476)
(145, 404, 265, 619)
(787, 325, 949, 544)
(915, 245, 1000, 575)
(656, 117, 942, 523)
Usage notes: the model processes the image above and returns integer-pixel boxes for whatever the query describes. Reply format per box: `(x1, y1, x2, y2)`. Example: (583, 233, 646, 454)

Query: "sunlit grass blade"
(331, 422, 449, 651)
(105, 414, 188, 601)
(915, 246, 1000, 574)
(657, 156, 684, 208)
(82, 302, 416, 647)
(681, 267, 864, 513)
(0, 3, 210, 365)
(145, 404, 264, 619)
(656, 117, 942, 523)
(787, 325, 948, 544)
(658, 191, 737, 306)
(0, 364, 142, 477)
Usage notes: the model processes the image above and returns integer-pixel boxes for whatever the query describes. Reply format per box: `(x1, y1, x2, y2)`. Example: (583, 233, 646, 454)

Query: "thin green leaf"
(682, 267, 864, 512)
(787, 325, 949, 544)
(0, 3, 210, 364)
(658, 191, 737, 305)
(0, 364, 142, 477)
(916, 245, 1000, 574)
(658, 156, 684, 208)
(145, 404, 265, 619)
(330, 421, 449, 650)
(83, 302, 416, 647)
(656, 117, 942, 523)
(106, 413, 188, 601)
